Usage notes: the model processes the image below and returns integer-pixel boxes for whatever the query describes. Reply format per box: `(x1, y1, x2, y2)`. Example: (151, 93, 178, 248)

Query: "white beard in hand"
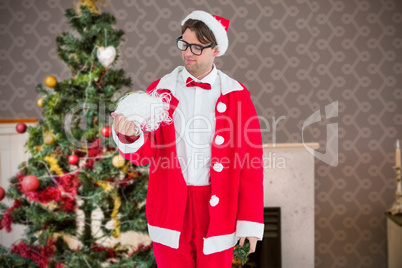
(114, 91, 172, 135)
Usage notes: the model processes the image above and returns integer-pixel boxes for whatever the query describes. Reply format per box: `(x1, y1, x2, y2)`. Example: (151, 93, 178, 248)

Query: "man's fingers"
(239, 237, 245, 247)
(248, 237, 258, 253)
(111, 113, 138, 136)
(120, 119, 132, 133)
(111, 112, 124, 120)
(112, 114, 123, 131)
(112, 113, 132, 134)
(124, 121, 136, 136)
(249, 240, 256, 253)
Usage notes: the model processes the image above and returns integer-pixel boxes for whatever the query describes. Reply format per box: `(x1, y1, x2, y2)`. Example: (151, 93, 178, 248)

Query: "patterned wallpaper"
(1, 0, 402, 267)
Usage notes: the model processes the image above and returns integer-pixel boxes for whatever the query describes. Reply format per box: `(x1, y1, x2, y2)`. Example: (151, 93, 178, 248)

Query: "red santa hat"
(181, 10, 230, 57)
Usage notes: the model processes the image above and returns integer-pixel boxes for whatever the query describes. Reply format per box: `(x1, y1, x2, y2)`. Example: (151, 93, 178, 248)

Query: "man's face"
(181, 29, 219, 79)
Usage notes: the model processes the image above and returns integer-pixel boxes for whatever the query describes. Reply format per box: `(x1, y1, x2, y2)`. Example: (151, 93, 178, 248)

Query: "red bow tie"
(186, 77, 211, 90)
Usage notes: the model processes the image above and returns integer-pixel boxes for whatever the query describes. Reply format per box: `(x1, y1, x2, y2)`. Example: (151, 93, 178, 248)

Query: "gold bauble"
(112, 155, 125, 168)
(43, 132, 55, 145)
(44, 76, 57, 88)
(41, 201, 58, 211)
(36, 97, 44, 108)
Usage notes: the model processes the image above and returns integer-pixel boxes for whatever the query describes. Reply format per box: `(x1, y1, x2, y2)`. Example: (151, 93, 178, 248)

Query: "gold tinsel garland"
(96, 181, 121, 238)
(44, 154, 63, 176)
(111, 194, 121, 238)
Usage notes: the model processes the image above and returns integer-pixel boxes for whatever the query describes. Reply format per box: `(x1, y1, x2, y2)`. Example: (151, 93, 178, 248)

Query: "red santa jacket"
(112, 66, 264, 255)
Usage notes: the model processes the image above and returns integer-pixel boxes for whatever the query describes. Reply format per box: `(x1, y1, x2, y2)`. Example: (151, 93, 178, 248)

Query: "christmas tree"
(0, 2, 155, 267)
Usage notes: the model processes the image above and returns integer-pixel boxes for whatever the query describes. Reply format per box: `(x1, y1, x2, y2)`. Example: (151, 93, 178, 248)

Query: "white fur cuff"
(236, 220, 264, 240)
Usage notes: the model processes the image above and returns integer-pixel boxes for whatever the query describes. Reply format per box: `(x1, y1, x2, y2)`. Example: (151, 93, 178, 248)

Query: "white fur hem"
(236, 220, 264, 240)
(147, 223, 181, 249)
(203, 232, 237, 255)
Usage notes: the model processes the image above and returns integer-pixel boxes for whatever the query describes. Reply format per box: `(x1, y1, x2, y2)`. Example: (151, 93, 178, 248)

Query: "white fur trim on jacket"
(147, 224, 181, 249)
(203, 232, 238, 255)
(236, 220, 264, 240)
(181, 10, 229, 57)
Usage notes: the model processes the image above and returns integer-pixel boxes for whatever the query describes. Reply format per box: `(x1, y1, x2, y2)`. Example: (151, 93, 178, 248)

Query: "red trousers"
(153, 185, 234, 268)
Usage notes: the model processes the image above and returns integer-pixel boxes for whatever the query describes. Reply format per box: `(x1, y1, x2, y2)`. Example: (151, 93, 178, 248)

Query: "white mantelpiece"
(0, 122, 35, 248)
(263, 142, 318, 268)
(386, 213, 402, 268)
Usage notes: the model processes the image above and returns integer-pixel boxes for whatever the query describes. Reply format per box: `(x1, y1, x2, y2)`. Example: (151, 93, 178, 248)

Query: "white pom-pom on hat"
(181, 10, 230, 57)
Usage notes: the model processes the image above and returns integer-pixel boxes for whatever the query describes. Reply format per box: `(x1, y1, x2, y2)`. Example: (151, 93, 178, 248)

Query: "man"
(111, 10, 264, 268)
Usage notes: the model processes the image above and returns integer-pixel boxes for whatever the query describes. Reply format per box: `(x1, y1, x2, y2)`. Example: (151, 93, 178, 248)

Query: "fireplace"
(244, 207, 281, 268)
(261, 144, 315, 267)
(234, 144, 315, 267)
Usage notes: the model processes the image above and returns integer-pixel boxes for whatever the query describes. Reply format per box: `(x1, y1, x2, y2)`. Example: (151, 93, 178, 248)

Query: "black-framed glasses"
(176, 36, 216, 56)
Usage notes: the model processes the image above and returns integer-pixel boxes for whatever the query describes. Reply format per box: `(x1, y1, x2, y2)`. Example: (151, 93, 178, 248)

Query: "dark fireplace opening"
(243, 207, 281, 268)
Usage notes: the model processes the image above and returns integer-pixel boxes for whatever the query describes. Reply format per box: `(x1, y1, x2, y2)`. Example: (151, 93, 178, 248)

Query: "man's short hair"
(181, 19, 217, 45)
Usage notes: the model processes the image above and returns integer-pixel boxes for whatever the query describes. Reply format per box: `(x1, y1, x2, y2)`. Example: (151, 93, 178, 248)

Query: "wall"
(0, 0, 401, 267)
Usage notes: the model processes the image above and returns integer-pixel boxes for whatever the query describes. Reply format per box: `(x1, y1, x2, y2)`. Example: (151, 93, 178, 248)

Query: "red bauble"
(0, 186, 5, 201)
(16, 123, 27, 134)
(22, 175, 40, 192)
(68, 154, 79, 165)
(101, 126, 112, 137)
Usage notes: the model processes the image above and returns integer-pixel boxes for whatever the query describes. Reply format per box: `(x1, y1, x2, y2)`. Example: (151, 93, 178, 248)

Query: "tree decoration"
(10, 239, 56, 268)
(15, 123, 27, 134)
(44, 154, 63, 175)
(101, 126, 112, 137)
(43, 131, 55, 145)
(73, 0, 110, 14)
(0, 200, 23, 232)
(110, 193, 122, 238)
(44, 75, 57, 88)
(36, 97, 44, 108)
(21, 175, 40, 192)
(97, 46, 116, 68)
(68, 154, 79, 165)
(96, 181, 121, 238)
(0, 186, 5, 201)
(112, 154, 125, 168)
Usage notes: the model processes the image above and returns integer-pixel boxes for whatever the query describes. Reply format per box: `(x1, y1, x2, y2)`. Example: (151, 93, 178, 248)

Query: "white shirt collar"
(181, 64, 218, 87)
(156, 65, 243, 96)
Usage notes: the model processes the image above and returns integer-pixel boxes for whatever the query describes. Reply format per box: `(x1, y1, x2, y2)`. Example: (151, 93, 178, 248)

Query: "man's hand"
(111, 112, 138, 137)
(239, 237, 258, 253)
